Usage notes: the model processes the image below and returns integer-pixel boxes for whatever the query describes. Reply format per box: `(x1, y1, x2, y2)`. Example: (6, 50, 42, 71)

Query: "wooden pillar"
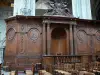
(66, 29, 69, 55)
(73, 25, 77, 55)
(70, 24, 74, 55)
(42, 22, 46, 55)
(47, 23, 51, 55)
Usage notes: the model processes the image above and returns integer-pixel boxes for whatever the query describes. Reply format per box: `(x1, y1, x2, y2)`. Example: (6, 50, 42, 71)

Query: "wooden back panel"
(4, 18, 43, 69)
(74, 22, 100, 55)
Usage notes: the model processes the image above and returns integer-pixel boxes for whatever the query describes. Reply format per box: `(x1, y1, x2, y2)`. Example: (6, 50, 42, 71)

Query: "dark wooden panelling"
(4, 16, 100, 70)
(5, 19, 43, 70)
(75, 22, 100, 55)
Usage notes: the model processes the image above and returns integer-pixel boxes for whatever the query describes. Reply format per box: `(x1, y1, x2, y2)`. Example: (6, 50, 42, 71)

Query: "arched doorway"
(51, 27, 68, 55)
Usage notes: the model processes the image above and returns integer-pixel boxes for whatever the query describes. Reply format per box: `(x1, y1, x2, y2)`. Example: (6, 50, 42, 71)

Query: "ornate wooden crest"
(44, 0, 73, 17)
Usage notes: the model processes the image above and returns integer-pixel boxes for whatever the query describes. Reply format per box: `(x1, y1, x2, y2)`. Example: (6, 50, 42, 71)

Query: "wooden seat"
(75, 63, 82, 71)
(39, 70, 46, 75)
(84, 72, 95, 75)
(55, 69, 71, 75)
(10, 71, 16, 75)
(26, 70, 33, 75)
(39, 70, 52, 75)
(79, 71, 95, 75)
(71, 70, 79, 75)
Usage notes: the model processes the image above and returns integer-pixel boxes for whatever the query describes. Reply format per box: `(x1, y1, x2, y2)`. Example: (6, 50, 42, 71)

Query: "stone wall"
(0, 7, 13, 63)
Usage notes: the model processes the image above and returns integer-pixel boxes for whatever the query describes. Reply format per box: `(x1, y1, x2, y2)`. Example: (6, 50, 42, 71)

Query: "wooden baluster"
(67, 57, 68, 63)
(61, 57, 63, 63)
(62, 57, 64, 63)
(75, 56, 77, 62)
(63, 57, 65, 63)
(71, 57, 73, 62)
(65, 57, 66, 63)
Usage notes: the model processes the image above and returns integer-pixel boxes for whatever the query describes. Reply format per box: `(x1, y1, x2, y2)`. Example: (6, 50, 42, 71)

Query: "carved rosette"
(28, 28, 40, 42)
(7, 28, 16, 40)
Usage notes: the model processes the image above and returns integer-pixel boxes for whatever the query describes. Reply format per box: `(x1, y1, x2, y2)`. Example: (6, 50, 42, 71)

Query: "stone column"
(72, 0, 92, 19)
(13, 0, 35, 16)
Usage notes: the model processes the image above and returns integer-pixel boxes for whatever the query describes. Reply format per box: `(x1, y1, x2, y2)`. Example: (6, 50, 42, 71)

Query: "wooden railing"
(43, 55, 82, 74)
(43, 55, 81, 65)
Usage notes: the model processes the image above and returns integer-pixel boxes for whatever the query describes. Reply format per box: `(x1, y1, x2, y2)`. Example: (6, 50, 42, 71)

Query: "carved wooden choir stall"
(4, 15, 100, 71)
(2, 1, 100, 75)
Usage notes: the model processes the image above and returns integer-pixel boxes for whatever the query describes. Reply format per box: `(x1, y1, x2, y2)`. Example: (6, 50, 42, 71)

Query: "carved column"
(66, 29, 69, 55)
(73, 25, 77, 55)
(42, 22, 46, 55)
(47, 23, 51, 55)
(70, 24, 74, 55)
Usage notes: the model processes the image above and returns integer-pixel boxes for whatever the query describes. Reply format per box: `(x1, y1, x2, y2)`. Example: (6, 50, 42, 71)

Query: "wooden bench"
(39, 70, 52, 75)
(26, 70, 33, 75)
(79, 71, 95, 75)
(84, 72, 95, 75)
(55, 69, 71, 75)
(10, 71, 16, 75)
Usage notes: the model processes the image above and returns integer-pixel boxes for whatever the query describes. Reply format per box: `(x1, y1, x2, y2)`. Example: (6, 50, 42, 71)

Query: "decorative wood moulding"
(77, 30, 87, 43)
(43, 19, 77, 25)
(7, 28, 16, 41)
